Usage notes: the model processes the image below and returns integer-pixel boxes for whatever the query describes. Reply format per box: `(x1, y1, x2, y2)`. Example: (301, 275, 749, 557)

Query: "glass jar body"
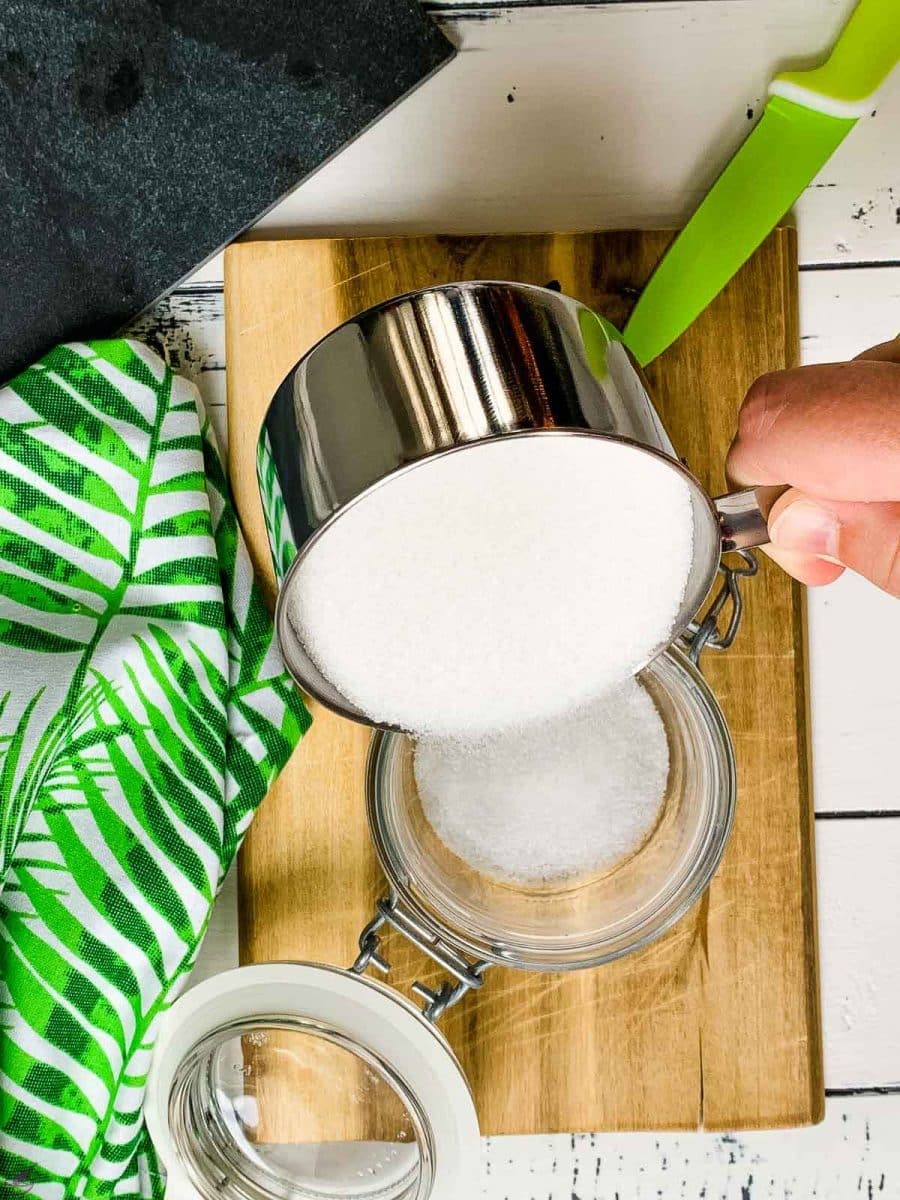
(367, 646, 736, 971)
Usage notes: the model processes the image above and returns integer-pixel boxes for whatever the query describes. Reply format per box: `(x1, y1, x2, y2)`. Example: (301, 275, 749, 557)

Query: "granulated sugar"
(414, 675, 669, 884)
(286, 436, 693, 738)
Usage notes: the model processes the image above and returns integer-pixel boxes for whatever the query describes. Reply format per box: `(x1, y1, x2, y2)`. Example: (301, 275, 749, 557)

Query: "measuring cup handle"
(714, 485, 788, 552)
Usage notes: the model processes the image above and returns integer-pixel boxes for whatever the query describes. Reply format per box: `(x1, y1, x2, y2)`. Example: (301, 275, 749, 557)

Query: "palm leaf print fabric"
(0, 340, 310, 1197)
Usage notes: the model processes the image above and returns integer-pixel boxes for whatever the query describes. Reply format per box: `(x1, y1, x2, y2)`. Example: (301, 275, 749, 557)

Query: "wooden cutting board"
(225, 230, 823, 1133)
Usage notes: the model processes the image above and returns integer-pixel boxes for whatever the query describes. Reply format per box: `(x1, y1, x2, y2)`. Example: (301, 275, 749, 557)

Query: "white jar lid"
(145, 962, 481, 1200)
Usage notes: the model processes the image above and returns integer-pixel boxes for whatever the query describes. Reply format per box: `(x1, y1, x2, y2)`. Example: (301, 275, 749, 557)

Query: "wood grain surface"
(225, 229, 823, 1135)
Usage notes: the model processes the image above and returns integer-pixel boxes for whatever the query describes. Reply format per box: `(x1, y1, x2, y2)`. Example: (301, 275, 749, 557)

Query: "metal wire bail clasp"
(352, 895, 491, 1023)
(683, 549, 758, 666)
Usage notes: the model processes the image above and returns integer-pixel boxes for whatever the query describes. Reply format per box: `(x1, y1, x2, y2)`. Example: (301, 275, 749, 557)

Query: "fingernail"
(769, 501, 840, 558)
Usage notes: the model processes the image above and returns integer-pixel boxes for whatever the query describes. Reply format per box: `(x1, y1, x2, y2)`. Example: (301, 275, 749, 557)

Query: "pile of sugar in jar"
(414, 675, 669, 884)
(285, 434, 694, 885)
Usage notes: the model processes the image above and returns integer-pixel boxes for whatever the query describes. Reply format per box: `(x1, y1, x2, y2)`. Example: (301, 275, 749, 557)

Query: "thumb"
(768, 490, 900, 597)
(854, 334, 900, 364)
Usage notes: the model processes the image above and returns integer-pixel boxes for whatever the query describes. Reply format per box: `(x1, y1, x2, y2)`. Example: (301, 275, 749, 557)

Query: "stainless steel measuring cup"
(258, 281, 770, 722)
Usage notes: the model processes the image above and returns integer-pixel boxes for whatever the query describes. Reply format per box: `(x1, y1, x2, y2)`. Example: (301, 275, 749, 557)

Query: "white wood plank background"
(187, 0, 900, 285)
(135, 2, 900, 1195)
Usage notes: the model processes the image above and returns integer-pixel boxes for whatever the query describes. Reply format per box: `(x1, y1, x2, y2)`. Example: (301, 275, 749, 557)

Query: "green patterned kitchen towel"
(0, 339, 310, 1197)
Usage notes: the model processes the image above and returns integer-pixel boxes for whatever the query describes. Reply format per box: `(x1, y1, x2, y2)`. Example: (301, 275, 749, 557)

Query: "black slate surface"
(0, 1, 453, 381)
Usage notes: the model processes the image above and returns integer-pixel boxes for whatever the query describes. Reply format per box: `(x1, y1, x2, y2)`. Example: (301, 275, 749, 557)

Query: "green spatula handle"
(773, 0, 900, 111)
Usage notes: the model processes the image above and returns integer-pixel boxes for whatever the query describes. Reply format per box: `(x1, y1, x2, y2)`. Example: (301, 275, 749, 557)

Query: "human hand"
(726, 337, 900, 596)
